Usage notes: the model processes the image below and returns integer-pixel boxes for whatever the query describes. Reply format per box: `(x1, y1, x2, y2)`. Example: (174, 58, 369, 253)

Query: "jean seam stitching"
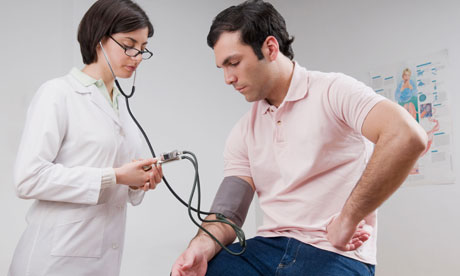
(280, 240, 301, 269)
(275, 238, 292, 275)
(364, 263, 374, 275)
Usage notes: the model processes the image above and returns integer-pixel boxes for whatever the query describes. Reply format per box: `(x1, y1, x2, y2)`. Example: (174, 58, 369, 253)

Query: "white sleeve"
(14, 80, 103, 205)
(127, 113, 148, 206)
(128, 188, 145, 206)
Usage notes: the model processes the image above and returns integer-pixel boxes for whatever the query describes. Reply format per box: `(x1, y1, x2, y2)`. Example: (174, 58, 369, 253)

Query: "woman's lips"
(125, 65, 137, 72)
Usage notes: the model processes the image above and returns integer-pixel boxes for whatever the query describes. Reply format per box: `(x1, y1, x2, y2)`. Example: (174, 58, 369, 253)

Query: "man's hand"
(171, 213, 237, 276)
(171, 242, 209, 276)
(326, 215, 372, 251)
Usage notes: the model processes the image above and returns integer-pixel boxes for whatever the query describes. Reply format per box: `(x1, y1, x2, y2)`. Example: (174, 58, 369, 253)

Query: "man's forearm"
(188, 214, 237, 261)
(341, 129, 427, 225)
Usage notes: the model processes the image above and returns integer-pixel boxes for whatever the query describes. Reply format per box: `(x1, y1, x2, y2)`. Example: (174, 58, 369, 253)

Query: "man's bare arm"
(327, 100, 427, 251)
(171, 176, 254, 276)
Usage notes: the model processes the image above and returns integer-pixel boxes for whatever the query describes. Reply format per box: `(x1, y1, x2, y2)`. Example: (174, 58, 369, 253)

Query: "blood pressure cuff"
(209, 176, 255, 228)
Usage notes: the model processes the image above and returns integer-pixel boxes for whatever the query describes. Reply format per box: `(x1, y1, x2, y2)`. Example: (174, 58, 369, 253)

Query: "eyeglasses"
(109, 35, 153, 60)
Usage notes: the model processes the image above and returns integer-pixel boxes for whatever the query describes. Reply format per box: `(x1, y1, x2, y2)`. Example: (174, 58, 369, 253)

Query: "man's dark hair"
(78, 0, 154, 64)
(207, 0, 294, 60)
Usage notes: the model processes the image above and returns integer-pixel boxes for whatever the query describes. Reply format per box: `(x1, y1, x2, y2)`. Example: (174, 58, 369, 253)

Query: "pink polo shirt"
(223, 62, 385, 264)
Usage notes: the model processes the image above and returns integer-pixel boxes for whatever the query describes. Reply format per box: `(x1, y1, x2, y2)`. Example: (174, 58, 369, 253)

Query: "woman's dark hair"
(78, 0, 154, 64)
(207, 0, 294, 60)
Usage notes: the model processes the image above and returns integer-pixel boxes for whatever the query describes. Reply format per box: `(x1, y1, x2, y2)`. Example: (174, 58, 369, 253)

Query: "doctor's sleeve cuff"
(101, 168, 116, 189)
(128, 188, 145, 206)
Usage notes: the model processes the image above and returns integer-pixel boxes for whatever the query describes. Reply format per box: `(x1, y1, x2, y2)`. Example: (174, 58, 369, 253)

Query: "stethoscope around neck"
(99, 41, 136, 99)
(97, 41, 247, 256)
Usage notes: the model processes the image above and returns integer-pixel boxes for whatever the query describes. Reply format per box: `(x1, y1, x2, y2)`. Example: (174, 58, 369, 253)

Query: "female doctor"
(9, 0, 162, 275)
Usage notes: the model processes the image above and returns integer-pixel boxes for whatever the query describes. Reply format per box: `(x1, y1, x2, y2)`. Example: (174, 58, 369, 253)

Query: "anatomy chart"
(369, 50, 454, 186)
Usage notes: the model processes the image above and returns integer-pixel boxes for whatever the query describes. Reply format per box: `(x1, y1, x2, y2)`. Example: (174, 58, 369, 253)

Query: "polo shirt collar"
(260, 61, 309, 114)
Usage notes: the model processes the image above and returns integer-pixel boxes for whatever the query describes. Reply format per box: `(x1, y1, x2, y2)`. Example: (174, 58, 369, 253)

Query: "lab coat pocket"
(51, 203, 108, 258)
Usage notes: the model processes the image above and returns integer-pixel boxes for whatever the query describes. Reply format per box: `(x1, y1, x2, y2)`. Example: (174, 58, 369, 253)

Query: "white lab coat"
(9, 72, 146, 276)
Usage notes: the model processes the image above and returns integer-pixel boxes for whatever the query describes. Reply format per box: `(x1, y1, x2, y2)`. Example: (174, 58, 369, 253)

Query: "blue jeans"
(206, 236, 375, 276)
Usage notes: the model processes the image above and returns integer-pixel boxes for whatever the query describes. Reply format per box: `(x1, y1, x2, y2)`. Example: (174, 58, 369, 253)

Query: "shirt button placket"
(274, 114, 284, 142)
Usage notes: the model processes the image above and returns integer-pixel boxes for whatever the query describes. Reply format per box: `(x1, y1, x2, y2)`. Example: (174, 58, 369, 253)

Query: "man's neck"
(266, 57, 295, 107)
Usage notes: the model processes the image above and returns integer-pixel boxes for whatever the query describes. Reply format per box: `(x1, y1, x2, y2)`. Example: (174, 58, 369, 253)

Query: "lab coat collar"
(89, 85, 122, 127)
(66, 73, 122, 127)
(66, 73, 92, 94)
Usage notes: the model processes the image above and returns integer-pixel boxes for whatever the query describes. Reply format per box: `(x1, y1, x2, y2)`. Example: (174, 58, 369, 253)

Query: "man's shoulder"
(228, 101, 265, 137)
(306, 71, 368, 98)
(233, 106, 255, 127)
(307, 70, 351, 85)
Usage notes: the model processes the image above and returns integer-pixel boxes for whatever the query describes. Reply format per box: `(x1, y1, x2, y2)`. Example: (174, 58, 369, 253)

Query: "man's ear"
(262, 35, 279, 61)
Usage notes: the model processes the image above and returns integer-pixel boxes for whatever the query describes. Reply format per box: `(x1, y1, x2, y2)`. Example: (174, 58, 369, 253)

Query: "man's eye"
(231, 61, 240, 66)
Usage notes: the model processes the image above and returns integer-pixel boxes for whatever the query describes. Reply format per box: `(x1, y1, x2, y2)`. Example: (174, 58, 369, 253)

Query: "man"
(172, 0, 427, 275)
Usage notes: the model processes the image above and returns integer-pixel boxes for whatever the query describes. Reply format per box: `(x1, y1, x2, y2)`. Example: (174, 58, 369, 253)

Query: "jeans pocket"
(51, 203, 107, 258)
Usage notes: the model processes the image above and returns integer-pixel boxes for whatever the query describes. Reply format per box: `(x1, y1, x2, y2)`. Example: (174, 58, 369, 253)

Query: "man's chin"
(243, 93, 260, 103)
(244, 96, 256, 103)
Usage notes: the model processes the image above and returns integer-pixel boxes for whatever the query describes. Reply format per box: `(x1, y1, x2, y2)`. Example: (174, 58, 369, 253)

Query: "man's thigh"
(275, 241, 375, 276)
(206, 236, 288, 276)
(206, 236, 375, 276)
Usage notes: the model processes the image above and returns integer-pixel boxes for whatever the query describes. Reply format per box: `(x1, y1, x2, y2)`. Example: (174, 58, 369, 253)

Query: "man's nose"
(224, 69, 236, 85)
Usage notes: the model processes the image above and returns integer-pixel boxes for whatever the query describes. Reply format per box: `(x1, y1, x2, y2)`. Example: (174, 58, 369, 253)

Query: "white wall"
(1, 1, 459, 275)
(0, 0, 77, 273)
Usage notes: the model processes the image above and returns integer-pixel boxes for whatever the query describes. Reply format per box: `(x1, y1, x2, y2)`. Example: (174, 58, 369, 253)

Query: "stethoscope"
(99, 41, 246, 255)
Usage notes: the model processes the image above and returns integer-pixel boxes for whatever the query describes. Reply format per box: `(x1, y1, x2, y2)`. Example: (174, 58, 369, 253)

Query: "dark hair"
(78, 0, 154, 64)
(207, 0, 294, 60)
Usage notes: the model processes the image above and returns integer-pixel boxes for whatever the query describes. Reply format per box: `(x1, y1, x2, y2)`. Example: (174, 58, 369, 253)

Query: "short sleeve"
(223, 115, 252, 178)
(327, 74, 386, 134)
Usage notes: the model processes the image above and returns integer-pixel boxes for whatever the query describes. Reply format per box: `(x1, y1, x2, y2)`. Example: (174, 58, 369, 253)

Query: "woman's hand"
(139, 159, 163, 191)
(114, 158, 162, 190)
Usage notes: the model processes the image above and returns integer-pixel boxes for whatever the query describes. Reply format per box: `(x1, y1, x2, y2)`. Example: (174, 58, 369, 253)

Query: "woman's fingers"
(142, 182, 150, 191)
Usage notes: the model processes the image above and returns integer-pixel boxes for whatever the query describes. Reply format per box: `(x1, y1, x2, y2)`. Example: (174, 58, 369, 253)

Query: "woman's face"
(99, 27, 150, 79)
(403, 71, 411, 81)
